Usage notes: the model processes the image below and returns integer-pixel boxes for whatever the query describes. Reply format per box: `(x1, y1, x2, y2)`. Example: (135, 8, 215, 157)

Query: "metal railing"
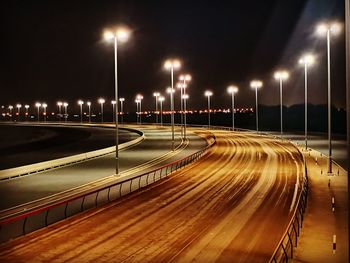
(0, 134, 216, 243)
(269, 157, 309, 263)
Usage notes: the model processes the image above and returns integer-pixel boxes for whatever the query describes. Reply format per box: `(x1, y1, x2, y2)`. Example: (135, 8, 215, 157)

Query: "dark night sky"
(0, 0, 346, 114)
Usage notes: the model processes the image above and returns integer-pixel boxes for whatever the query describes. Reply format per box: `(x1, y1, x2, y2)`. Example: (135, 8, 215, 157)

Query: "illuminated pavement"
(0, 125, 207, 211)
(0, 130, 304, 262)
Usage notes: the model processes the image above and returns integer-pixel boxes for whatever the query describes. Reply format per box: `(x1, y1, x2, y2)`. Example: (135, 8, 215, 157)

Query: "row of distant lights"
(3, 22, 341, 115)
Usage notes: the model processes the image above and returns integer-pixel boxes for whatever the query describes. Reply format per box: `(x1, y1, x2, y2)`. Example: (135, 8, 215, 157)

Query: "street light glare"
(153, 92, 160, 97)
(25, 105, 30, 109)
(158, 96, 165, 102)
(274, 70, 289, 80)
(182, 94, 189, 100)
(119, 98, 125, 102)
(316, 23, 328, 35)
(166, 87, 175, 94)
(316, 22, 341, 36)
(98, 98, 105, 104)
(116, 28, 130, 42)
(111, 100, 116, 105)
(250, 80, 263, 89)
(330, 23, 341, 34)
(227, 85, 239, 94)
(63, 102, 68, 107)
(42, 103, 47, 108)
(299, 54, 315, 66)
(87, 101, 91, 106)
(78, 100, 84, 105)
(16, 104, 22, 108)
(136, 94, 143, 100)
(204, 90, 213, 97)
(57, 101, 63, 106)
(35, 102, 41, 107)
(163, 59, 181, 70)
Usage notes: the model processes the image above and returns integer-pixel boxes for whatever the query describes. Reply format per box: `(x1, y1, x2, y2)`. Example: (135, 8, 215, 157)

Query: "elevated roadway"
(0, 124, 207, 211)
(0, 130, 304, 262)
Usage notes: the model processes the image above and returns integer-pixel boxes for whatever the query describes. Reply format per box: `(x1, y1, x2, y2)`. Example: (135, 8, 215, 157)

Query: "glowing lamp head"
(135, 99, 140, 103)
(111, 100, 116, 105)
(78, 100, 84, 105)
(274, 70, 289, 81)
(8, 105, 13, 110)
(158, 96, 165, 102)
(250, 80, 263, 89)
(63, 102, 68, 107)
(35, 103, 41, 108)
(42, 103, 47, 108)
(136, 94, 143, 100)
(16, 104, 22, 108)
(25, 105, 30, 109)
(163, 59, 181, 70)
(104, 27, 130, 43)
(57, 101, 63, 106)
(204, 90, 213, 97)
(182, 94, 189, 100)
(316, 22, 341, 36)
(87, 101, 91, 106)
(227, 85, 239, 94)
(299, 54, 315, 66)
(179, 74, 192, 81)
(119, 98, 125, 102)
(98, 98, 105, 104)
(166, 87, 175, 94)
(153, 92, 160, 97)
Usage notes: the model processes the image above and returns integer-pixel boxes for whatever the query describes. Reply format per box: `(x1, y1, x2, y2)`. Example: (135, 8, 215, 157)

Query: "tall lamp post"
(16, 104, 22, 121)
(136, 94, 143, 125)
(104, 27, 130, 175)
(63, 102, 68, 122)
(78, 100, 84, 123)
(42, 103, 47, 122)
(164, 59, 181, 151)
(179, 74, 191, 138)
(250, 80, 263, 133)
(153, 92, 160, 124)
(35, 103, 41, 122)
(227, 86, 239, 131)
(274, 70, 289, 139)
(135, 99, 140, 123)
(159, 96, 165, 126)
(299, 54, 315, 150)
(111, 100, 116, 123)
(57, 102, 63, 122)
(87, 101, 91, 123)
(316, 22, 341, 175)
(119, 98, 125, 124)
(25, 105, 29, 119)
(204, 90, 213, 129)
(98, 98, 105, 123)
(182, 94, 189, 139)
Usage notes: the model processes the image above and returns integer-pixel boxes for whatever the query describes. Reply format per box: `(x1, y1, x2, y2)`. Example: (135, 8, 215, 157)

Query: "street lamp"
(78, 100, 84, 123)
(25, 105, 29, 119)
(86, 101, 91, 123)
(316, 21, 341, 175)
(111, 100, 116, 123)
(299, 54, 315, 151)
(136, 94, 143, 125)
(164, 59, 181, 151)
(35, 103, 41, 122)
(119, 98, 125, 124)
(98, 98, 105, 123)
(250, 80, 263, 133)
(57, 101, 63, 122)
(153, 92, 160, 124)
(42, 103, 47, 122)
(274, 70, 289, 138)
(135, 99, 140, 123)
(204, 90, 213, 129)
(8, 105, 13, 121)
(179, 74, 191, 139)
(16, 104, 22, 121)
(227, 85, 239, 131)
(104, 26, 130, 175)
(63, 102, 68, 122)
(182, 94, 189, 138)
(159, 96, 165, 126)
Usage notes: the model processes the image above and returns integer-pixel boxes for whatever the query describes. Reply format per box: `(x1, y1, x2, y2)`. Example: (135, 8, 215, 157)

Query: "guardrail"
(0, 133, 216, 243)
(269, 153, 309, 263)
(0, 127, 144, 181)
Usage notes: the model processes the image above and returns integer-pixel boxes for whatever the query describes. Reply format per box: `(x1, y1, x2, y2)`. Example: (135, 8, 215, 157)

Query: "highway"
(0, 130, 304, 262)
(0, 125, 207, 211)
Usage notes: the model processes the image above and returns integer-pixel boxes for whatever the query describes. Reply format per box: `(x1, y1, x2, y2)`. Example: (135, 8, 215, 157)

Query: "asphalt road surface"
(0, 130, 303, 262)
(0, 124, 138, 169)
(0, 125, 207, 211)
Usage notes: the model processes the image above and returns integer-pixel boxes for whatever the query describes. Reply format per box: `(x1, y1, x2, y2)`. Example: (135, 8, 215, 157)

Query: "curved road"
(0, 125, 207, 211)
(0, 130, 304, 262)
